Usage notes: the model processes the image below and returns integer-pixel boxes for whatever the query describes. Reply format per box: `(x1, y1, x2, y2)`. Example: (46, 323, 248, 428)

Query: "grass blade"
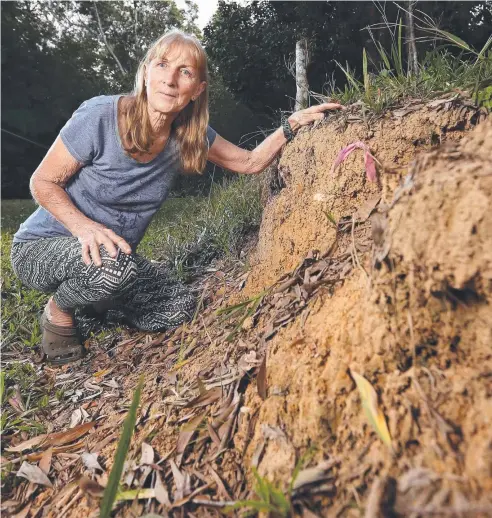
(437, 29, 473, 53)
(376, 41, 391, 71)
(0, 371, 5, 405)
(99, 375, 144, 518)
(397, 18, 404, 78)
(363, 48, 370, 96)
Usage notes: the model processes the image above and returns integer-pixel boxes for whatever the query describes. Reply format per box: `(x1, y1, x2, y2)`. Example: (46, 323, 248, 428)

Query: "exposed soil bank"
(238, 112, 492, 515)
(248, 101, 483, 296)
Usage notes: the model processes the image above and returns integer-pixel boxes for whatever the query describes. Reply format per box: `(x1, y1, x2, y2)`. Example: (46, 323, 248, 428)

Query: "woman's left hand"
(288, 102, 344, 132)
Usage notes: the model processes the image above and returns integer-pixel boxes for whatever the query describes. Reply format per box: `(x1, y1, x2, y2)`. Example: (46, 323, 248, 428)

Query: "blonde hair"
(122, 30, 210, 174)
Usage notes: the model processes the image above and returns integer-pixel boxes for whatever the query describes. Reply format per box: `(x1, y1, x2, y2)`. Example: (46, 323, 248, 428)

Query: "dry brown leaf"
(16, 461, 53, 488)
(292, 459, 339, 492)
(170, 459, 191, 501)
(354, 195, 381, 223)
(6, 422, 95, 453)
(140, 442, 154, 465)
(207, 421, 221, 446)
(70, 408, 83, 428)
(11, 503, 31, 518)
(257, 355, 267, 400)
(82, 452, 103, 472)
(175, 413, 205, 467)
(6, 434, 48, 453)
(238, 351, 260, 373)
(24, 440, 85, 462)
(38, 447, 53, 476)
(184, 387, 222, 409)
(208, 466, 232, 500)
(154, 471, 171, 507)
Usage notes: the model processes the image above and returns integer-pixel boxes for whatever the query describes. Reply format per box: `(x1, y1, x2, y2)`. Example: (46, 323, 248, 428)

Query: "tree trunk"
(406, 1, 418, 75)
(93, 2, 127, 76)
(295, 38, 309, 111)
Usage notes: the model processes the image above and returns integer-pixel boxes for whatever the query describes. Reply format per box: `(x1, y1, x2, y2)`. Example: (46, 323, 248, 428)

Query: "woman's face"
(145, 46, 206, 115)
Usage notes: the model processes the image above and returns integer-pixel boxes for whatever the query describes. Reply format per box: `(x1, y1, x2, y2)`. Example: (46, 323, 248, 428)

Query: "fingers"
(81, 242, 92, 266)
(308, 103, 344, 113)
(99, 234, 118, 259)
(90, 241, 102, 267)
(103, 229, 132, 255)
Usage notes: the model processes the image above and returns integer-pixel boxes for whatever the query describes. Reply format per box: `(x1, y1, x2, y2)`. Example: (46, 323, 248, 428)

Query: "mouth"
(159, 92, 177, 99)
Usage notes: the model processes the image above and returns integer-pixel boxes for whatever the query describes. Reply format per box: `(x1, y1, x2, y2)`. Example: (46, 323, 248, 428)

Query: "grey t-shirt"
(13, 95, 217, 250)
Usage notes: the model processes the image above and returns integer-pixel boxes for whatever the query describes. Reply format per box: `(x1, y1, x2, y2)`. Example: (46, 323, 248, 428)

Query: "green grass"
(139, 174, 262, 281)
(1, 199, 37, 232)
(311, 23, 492, 114)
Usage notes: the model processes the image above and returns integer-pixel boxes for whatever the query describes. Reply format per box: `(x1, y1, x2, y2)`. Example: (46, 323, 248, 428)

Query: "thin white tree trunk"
(406, 1, 418, 75)
(295, 38, 309, 111)
(94, 2, 127, 76)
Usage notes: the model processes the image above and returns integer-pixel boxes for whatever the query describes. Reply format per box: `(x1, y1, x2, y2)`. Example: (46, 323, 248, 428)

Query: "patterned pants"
(10, 237, 196, 338)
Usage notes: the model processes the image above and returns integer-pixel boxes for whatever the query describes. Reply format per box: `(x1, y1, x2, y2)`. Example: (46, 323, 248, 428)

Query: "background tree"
(204, 0, 492, 117)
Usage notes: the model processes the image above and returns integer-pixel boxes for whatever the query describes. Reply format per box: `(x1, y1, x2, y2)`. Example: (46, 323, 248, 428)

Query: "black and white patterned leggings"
(10, 237, 196, 337)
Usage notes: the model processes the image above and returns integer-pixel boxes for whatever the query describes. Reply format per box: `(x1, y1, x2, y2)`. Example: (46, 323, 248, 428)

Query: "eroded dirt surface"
(247, 99, 483, 295)
(2, 103, 491, 517)
(239, 114, 492, 515)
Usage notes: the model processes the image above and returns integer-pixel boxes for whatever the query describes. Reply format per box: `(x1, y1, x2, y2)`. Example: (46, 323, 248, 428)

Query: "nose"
(162, 67, 178, 87)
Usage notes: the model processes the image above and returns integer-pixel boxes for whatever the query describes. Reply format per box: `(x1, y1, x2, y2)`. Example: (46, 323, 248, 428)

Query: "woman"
(11, 30, 342, 365)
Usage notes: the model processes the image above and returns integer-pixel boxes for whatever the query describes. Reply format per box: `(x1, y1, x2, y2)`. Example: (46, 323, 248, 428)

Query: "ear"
(195, 81, 207, 98)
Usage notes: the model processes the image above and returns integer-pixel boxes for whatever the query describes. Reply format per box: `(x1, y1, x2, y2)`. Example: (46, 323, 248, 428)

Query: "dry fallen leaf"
(17, 461, 53, 488)
(170, 459, 191, 501)
(70, 408, 83, 428)
(184, 387, 222, 409)
(350, 370, 392, 449)
(354, 195, 381, 223)
(257, 355, 267, 400)
(154, 471, 171, 507)
(82, 452, 103, 472)
(38, 447, 53, 476)
(140, 442, 154, 465)
(7, 422, 95, 453)
(292, 459, 338, 492)
(175, 413, 205, 467)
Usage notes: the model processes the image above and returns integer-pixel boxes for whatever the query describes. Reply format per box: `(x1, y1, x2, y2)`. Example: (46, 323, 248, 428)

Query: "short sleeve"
(59, 98, 103, 164)
(206, 125, 217, 149)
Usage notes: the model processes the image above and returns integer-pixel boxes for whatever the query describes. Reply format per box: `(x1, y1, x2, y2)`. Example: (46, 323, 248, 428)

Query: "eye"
(157, 61, 167, 68)
(181, 68, 193, 78)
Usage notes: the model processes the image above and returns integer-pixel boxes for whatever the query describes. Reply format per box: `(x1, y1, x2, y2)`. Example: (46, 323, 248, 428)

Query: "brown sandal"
(39, 313, 85, 365)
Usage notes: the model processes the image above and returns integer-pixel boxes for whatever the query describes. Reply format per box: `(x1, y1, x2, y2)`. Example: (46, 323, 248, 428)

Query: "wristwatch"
(282, 116, 296, 142)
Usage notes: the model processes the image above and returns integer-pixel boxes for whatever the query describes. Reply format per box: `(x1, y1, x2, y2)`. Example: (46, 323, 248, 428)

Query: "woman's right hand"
(74, 223, 132, 267)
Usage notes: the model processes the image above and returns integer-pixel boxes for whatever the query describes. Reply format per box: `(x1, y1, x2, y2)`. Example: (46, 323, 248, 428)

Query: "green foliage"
(100, 376, 144, 518)
(216, 289, 269, 342)
(139, 175, 262, 281)
(325, 29, 492, 115)
(204, 1, 491, 115)
(226, 448, 317, 517)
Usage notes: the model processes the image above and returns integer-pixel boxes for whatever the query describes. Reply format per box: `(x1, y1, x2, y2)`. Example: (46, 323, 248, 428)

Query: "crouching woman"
(11, 29, 342, 365)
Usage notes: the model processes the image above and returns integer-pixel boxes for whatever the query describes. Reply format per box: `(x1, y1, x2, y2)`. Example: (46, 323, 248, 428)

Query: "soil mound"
(238, 114, 492, 514)
(247, 100, 483, 296)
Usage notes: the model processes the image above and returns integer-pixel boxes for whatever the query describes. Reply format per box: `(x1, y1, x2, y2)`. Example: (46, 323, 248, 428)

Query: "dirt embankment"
(237, 104, 492, 514)
(247, 101, 482, 295)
